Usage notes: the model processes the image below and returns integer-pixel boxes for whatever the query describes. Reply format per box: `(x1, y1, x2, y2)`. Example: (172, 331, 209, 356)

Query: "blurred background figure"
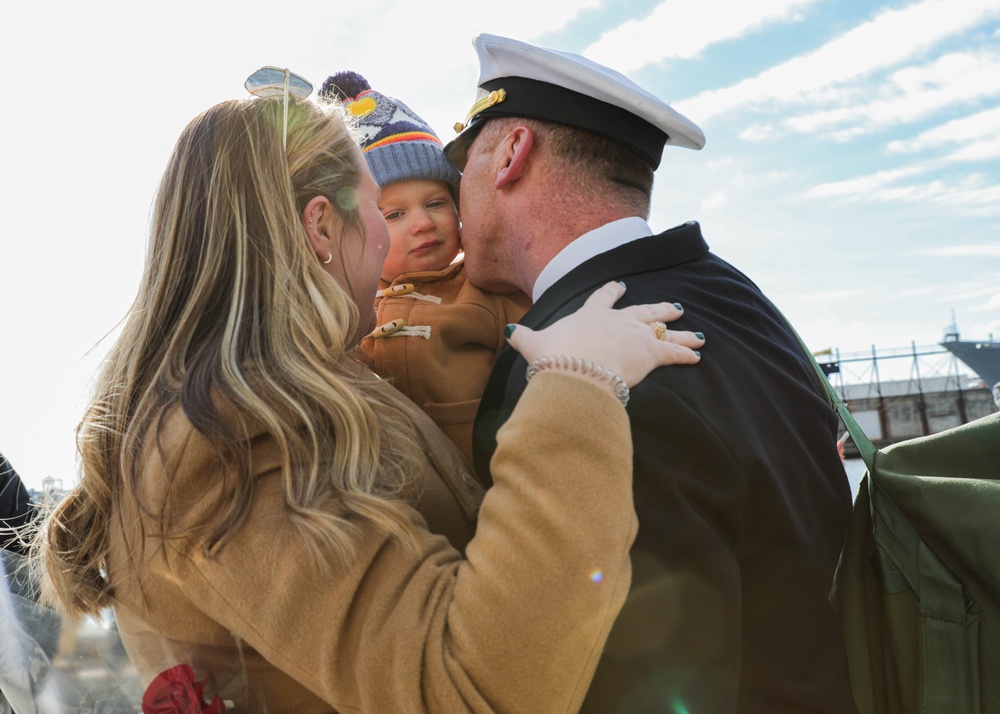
(0, 452, 36, 556)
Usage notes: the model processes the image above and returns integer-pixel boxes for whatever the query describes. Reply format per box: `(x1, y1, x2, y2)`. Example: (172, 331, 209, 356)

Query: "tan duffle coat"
(357, 259, 530, 470)
(107, 372, 636, 713)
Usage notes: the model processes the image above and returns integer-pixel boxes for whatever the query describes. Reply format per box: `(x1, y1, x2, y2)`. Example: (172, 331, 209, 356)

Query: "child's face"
(378, 179, 461, 281)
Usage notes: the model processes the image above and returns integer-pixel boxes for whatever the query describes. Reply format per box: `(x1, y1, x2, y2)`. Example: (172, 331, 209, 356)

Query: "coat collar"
(522, 221, 708, 330)
(532, 217, 653, 301)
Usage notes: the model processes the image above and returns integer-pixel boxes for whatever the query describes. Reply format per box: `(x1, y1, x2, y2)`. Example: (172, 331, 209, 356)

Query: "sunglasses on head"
(244, 67, 314, 149)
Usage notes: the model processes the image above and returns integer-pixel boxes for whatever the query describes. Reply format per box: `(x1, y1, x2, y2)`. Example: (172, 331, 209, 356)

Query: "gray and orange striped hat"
(320, 71, 462, 201)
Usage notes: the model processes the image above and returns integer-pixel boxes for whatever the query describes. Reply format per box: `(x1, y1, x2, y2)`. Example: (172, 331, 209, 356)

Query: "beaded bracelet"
(525, 355, 630, 407)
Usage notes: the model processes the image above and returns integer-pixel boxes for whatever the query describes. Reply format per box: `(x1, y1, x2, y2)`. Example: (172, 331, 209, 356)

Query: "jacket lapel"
(472, 221, 709, 484)
(525, 221, 707, 327)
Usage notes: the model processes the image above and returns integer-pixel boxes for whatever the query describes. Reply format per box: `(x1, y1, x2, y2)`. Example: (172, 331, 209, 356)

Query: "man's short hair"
(478, 117, 653, 217)
(540, 121, 654, 211)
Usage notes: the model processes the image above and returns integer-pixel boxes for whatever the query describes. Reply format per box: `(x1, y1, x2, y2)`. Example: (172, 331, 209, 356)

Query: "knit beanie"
(320, 71, 462, 201)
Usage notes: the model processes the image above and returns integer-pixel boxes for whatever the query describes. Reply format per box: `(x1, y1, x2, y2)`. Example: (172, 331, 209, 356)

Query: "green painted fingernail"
(617, 280, 626, 288)
(694, 350, 701, 357)
(673, 302, 683, 310)
(504, 324, 516, 338)
(695, 332, 704, 340)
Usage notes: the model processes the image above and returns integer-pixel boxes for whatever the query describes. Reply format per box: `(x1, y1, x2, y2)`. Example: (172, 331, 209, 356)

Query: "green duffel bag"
(827, 396, 1000, 713)
(780, 309, 1000, 713)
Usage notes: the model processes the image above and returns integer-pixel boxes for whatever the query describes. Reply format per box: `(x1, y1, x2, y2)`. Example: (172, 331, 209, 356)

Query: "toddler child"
(320, 72, 531, 471)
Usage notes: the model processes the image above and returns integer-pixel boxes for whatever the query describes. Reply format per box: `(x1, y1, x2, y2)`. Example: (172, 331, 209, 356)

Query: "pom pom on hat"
(319, 71, 372, 103)
(319, 70, 462, 200)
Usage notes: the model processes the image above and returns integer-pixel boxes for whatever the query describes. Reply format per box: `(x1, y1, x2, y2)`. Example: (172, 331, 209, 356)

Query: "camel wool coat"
(107, 372, 636, 714)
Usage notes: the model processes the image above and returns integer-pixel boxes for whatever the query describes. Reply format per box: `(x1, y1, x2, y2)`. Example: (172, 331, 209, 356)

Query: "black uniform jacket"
(473, 221, 858, 714)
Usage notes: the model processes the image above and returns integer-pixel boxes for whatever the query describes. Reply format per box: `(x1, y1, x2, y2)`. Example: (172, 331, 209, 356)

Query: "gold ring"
(651, 321, 667, 340)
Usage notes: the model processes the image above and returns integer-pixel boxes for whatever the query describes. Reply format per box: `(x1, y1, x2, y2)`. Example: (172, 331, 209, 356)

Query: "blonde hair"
(39, 96, 423, 616)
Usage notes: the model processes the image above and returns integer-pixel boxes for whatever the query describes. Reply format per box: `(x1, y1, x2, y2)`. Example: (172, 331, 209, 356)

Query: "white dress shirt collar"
(531, 216, 653, 302)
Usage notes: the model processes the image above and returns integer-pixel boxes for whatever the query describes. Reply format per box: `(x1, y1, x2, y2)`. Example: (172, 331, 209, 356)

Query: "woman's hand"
(506, 281, 704, 388)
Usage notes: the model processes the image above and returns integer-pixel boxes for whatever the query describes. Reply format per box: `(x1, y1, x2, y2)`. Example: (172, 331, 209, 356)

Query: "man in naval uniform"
(445, 34, 858, 714)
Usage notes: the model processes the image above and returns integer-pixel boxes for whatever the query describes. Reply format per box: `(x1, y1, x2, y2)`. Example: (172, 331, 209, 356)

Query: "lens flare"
(337, 186, 359, 210)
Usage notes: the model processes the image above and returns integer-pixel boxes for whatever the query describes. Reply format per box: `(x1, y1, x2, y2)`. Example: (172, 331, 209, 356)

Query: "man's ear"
(495, 125, 535, 190)
(302, 195, 335, 256)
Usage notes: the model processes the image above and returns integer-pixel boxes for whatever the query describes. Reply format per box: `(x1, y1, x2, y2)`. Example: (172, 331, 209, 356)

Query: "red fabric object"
(141, 664, 227, 714)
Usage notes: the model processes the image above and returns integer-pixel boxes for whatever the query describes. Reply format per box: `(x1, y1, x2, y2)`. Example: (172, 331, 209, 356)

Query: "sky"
(2, 0, 998, 491)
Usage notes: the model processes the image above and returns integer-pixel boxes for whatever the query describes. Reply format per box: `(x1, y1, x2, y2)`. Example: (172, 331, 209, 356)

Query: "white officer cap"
(444, 33, 705, 170)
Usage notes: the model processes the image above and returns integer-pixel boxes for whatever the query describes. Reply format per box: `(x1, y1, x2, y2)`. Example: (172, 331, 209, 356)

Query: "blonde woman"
(36, 80, 703, 713)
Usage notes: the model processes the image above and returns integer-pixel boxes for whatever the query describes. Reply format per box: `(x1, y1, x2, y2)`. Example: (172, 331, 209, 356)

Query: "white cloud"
(461, 0, 602, 39)
(804, 166, 928, 197)
(917, 245, 1000, 258)
(705, 158, 737, 170)
(888, 105, 1000, 153)
(896, 286, 950, 299)
(676, 0, 1000, 122)
(740, 124, 783, 141)
(945, 135, 1000, 162)
(779, 49, 1000, 140)
(883, 103, 1000, 164)
(936, 285, 1000, 303)
(804, 172, 1000, 215)
(968, 318, 1000, 341)
(583, 0, 816, 71)
(970, 292, 1000, 312)
(965, 303, 1000, 346)
(700, 190, 729, 210)
(799, 289, 869, 303)
(918, 176, 1000, 214)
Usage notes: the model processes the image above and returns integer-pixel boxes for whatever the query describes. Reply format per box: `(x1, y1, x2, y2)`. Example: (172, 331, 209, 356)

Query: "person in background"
(0, 451, 36, 556)
(320, 71, 530, 469)
(446, 34, 858, 714)
(34, 68, 705, 713)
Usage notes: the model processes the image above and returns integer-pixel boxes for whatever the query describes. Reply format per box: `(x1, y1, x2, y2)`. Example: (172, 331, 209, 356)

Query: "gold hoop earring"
(323, 252, 333, 264)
